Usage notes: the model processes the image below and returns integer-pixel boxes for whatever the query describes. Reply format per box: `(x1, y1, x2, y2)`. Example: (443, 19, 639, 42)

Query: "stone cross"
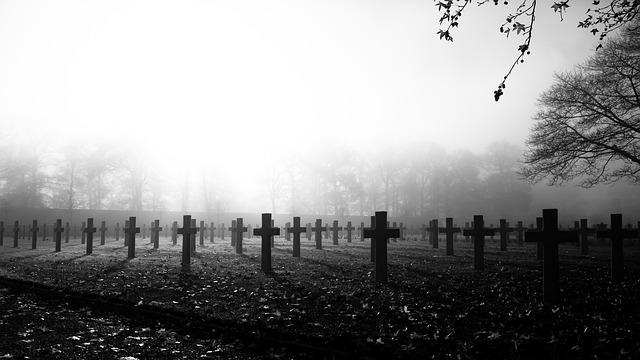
(124, 220, 130, 247)
(284, 222, 291, 241)
(290, 217, 306, 257)
(190, 218, 197, 254)
(324, 223, 329, 240)
(306, 223, 312, 241)
(515, 221, 526, 245)
(210, 222, 216, 243)
(30, 220, 39, 250)
(496, 219, 513, 251)
(99, 221, 108, 246)
(399, 222, 406, 241)
(235, 218, 248, 254)
(578, 219, 595, 255)
(54, 219, 64, 252)
(81, 221, 86, 244)
(271, 219, 276, 248)
(142, 223, 147, 240)
(0, 221, 4, 247)
(254, 213, 280, 274)
(178, 215, 198, 266)
(12, 221, 19, 248)
(73, 225, 78, 239)
(220, 223, 225, 240)
(84, 218, 97, 255)
(42, 223, 47, 242)
(171, 221, 178, 245)
(363, 211, 399, 283)
(535, 217, 543, 260)
(439, 217, 460, 256)
(357, 222, 365, 242)
(429, 219, 439, 249)
(525, 209, 578, 305)
(199, 220, 206, 246)
(463, 215, 495, 271)
(229, 220, 237, 247)
(345, 221, 355, 243)
(331, 220, 343, 245)
(421, 223, 428, 242)
(164, 224, 169, 238)
(115, 222, 120, 242)
(151, 220, 162, 249)
(464, 222, 470, 241)
(596, 214, 638, 282)
(124, 217, 140, 259)
(312, 219, 326, 250)
(22, 224, 26, 240)
(369, 215, 376, 263)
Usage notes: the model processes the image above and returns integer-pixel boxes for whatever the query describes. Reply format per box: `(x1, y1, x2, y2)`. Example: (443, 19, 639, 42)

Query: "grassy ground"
(0, 232, 639, 359)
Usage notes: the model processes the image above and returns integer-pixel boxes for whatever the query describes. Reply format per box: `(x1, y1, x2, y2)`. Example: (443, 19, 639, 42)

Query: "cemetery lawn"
(1, 236, 639, 359)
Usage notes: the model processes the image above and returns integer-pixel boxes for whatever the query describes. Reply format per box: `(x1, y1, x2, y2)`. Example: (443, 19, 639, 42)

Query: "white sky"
(0, 0, 601, 210)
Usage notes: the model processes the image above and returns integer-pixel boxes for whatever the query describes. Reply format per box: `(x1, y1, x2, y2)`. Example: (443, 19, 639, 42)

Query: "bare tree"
(522, 24, 640, 187)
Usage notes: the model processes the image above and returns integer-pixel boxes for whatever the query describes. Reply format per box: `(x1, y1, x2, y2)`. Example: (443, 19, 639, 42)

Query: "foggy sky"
(0, 1, 608, 212)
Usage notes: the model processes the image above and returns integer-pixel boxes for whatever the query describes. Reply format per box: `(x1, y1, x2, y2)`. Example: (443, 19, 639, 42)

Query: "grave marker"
(210, 222, 216, 242)
(290, 217, 306, 257)
(345, 221, 355, 243)
(190, 218, 197, 254)
(535, 217, 543, 260)
(235, 218, 248, 254)
(312, 219, 326, 250)
(171, 221, 178, 245)
(285, 222, 291, 241)
(229, 220, 237, 247)
(363, 211, 399, 283)
(0, 221, 3, 246)
(84, 218, 97, 255)
(42, 223, 47, 242)
(254, 213, 280, 274)
(30, 220, 39, 250)
(578, 219, 595, 255)
(115, 223, 120, 242)
(399, 222, 406, 241)
(13, 221, 19, 248)
(151, 220, 162, 249)
(421, 224, 428, 242)
(369, 215, 376, 263)
(357, 222, 365, 242)
(99, 221, 108, 246)
(125, 217, 140, 259)
(525, 209, 578, 305)
(199, 220, 206, 246)
(439, 217, 460, 256)
(429, 219, 439, 248)
(142, 223, 147, 240)
(497, 219, 513, 251)
(515, 221, 526, 245)
(463, 215, 495, 271)
(306, 223, 312, 241)
(54, 219, 64, 252)
(178, 215, 197, 266)
(81, 221, 86, 244)
(331, 220, 343, 245)
(220, 223, 225, 240)
(596, 214, 638, 281)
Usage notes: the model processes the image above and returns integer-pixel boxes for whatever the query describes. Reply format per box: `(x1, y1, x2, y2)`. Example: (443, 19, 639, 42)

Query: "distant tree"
(484, 141, 532, 218)
(521, 24, 640, 187)
(436, 0, 640, 100)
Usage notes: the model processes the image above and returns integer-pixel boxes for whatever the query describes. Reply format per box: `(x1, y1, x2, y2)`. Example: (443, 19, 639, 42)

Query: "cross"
(178, 215, 198, 266)
(164, 224, 169, 238)
(99, 221, 108, 246)
(363, 211, 400, 283)
(124, 220, 130, 247)
(254, 213, 280, 274)
(171, 221, 178, 245)
(496, 219, 513, 252)
(73, 224, 78, 240)
(578, 219, 595, 256)
(439, 217, 460, 256)
(41, 223, 47, 242)
(345, 221, 355, 243)
(148, 222, 154, 244)
(151, 220, 163, 249)
(311, 219, 326, 250)
(81, 221, 86, 245)
(399, 222, 407, 241)
(234, 218, 248, 255)
(210, 222, 216, 243)
(190, 218, 197, 254)
(199, 220, 206, 246)
(271, 219, 277, 248)
(12, 221, 19, 248)
(357, 222, 365, 242)
(370, 215, 376, 264)
(596, 214, 638, 282)
(514, 221, 526, 246)
(124, 217, 140, 259)
(247, 224, 252, 239)
(115, 222, 120, 242)
(290, 217, 306, 257)
(420, 223, 428, 242)
(306, 223, 312, 241)
(464, 222, 470, 241)
(54, 219, 64, 253)
(331, 220, 343, 245)
(463, 215, 495, 271)
(84, 218, 97, 255)
(30, 220, 39, 250)
(534, 217, 544, 260)
(429, 219, 439, 249)
(220, 223, 225, 241)
(0, 221, 4, 247)
(525, 209, 578, 305)
(142, 223, 147, 240)
(229, 220, 237, 248)
(284, 222, 291, 241)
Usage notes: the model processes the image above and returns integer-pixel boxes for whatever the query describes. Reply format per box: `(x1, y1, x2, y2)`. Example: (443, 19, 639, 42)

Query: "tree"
(521, 24, 640, 187)
(436, 0, 640, 100)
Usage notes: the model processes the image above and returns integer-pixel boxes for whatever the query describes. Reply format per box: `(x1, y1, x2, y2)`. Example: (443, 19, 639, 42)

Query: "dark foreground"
(0, 234, 639, 359)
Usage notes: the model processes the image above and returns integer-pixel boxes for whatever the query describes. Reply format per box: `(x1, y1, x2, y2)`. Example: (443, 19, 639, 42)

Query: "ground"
(0, 231, 639, 359)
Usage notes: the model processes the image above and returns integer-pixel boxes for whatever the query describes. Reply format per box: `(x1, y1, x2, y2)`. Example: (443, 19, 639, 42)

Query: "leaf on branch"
(437, 30, 453, 41)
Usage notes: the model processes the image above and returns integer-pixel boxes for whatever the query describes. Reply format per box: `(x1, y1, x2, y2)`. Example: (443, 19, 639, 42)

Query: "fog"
(0, 1, 636, 222)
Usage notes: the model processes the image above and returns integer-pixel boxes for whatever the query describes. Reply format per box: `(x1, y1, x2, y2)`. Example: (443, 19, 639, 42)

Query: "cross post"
(99, 221, 108, 246)
(331, 220, 343, 245)
(151, 220, 162, 249)
(497, 219, 513, 252)
(254, 213, 280, 274)
(290, 217, 306, 257)
(177, 215, 198, 266)
(312, 219, 326, 250)
(12, 221, 19, 248)
(235, 218, 248, 254)
(463, 215, 495, 271)
(596, 214, 638, 282)
(125, 217, 141, 259)
(30, 220, 39, 250)
(439, 217, 461, 256)
(345, 221, 355, 243)
(84, 218, 97, 255)
(54, 219, 64, 252)
(363, 211, 399, 283)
